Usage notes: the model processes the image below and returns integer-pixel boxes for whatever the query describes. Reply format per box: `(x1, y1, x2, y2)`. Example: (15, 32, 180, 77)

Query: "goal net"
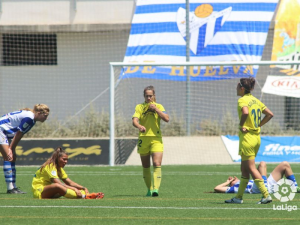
(110, 61, 300, 165)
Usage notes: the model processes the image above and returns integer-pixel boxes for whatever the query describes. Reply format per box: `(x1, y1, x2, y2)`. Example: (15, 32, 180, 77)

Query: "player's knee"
(153, 162, 161, 167)
(259, 161, 266, 168)
(282, 161, 290, 168)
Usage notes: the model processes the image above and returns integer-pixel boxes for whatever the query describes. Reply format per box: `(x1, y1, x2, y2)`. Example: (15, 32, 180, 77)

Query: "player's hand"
(139, 126, 146, 133)
(74, 189, 82, 198)
(240, 127, 248, 133)
(149, 104, 157, 112)
(6, 148, 13, 162)
(84, 187, 89, 195)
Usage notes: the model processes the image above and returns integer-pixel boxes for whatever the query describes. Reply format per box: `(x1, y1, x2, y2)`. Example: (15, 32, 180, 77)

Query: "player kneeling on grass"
(214, 161, 300, 194)
(32, 147, 104, 199)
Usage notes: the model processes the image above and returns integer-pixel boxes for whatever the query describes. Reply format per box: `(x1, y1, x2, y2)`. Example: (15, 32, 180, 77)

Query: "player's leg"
(270, 161, 299, 192)
(150, 137, 163, 197)
(257, 161, 267, 177)
(41, 183, 81, 199)
(10, 149, 26, 194)
(0, 143, 16, 193)
(138, 137, 152, 196)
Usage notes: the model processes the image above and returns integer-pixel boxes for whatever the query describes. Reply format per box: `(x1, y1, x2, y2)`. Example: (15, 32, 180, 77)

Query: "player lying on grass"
(32, 147, 104, 199)
(214, 161, 300, 194)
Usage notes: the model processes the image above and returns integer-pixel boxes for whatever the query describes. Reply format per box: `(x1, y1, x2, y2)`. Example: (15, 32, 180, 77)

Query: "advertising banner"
(0, 139, 137, 165)
(262, 75, 300, 98)
(222, 135, 300, 162)
(123, 0, 278, 81)
(271, 0, 300, 74)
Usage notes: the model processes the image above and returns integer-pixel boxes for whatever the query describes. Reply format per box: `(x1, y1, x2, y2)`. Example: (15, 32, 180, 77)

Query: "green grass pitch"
(0, 164, 300, 224)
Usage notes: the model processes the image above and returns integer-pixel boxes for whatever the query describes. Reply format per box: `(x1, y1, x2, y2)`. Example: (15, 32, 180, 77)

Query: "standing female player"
(225, 77, 274, 204)
(132, 86, 169, 197)
(32, 147, 104, 199)
(0, 104, 50, 194)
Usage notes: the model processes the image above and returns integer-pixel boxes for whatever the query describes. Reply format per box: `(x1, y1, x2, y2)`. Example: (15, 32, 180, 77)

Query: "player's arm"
(259, 108, 273, 127)
(149, 104, 169, 122)
(239, 106, 248, 133)
(62, 178, 89, 194)
(214, 177, 234, 193)
(9, 131, 24, 161)
(10, 131, 23, 150)
(132, 117, 146, 132)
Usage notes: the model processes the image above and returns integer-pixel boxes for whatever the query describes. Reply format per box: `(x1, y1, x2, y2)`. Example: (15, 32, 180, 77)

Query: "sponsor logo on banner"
(222, 135, 300, 162)
(262, 144, 300, 156)
(262, 76, 300, 98)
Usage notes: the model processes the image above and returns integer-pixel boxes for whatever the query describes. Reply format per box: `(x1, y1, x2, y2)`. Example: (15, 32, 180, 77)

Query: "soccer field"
(1, 164, 300, 224)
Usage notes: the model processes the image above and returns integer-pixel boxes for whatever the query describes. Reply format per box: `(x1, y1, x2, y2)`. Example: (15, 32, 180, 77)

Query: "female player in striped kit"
(132, 86, 169, 197)
(0, 104, 50, 194)
(225, 77, 274, 204)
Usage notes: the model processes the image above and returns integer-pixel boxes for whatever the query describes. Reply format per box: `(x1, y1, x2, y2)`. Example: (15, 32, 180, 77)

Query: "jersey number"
(138, 139, 142, 148)
(251, 109, 261, 128)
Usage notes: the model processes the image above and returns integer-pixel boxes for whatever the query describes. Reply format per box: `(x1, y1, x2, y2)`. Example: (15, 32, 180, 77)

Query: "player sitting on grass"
(32, 147, 104, 199)
(214, 161, 300, 194)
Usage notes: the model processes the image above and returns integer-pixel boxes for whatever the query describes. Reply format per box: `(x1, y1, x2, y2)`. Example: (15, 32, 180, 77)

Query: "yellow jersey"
(238, 93, 266, 134)
(132, 102, 166, 137)
(32, 163, 68, 189)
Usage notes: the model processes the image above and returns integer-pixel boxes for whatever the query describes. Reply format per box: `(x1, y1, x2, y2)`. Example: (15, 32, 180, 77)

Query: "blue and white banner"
(122, 0, 278, 81)
(222, 135, 300, 162)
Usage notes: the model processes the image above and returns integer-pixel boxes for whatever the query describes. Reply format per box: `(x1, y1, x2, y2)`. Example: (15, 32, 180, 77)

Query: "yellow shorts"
(137, 136, 163, 156)
(239, 132, 261, 159)
(32, 186, 44, 199)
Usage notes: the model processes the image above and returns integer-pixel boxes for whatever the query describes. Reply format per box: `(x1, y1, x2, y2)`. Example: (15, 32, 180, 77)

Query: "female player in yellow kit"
(32, 147, 104, 199)
(132, 86, 169, 197)
(225, 77, 274, 204)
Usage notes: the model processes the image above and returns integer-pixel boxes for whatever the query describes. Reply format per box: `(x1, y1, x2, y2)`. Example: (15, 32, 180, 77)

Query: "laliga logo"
(273, 178, 296, 202)
(272, 178, 297, 212)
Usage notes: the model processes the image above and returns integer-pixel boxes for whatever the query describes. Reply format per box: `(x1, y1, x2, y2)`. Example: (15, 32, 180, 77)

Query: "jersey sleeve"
(259, 99, 267, 111)
(132, 104, 142, 119)
(60, 168, 68, 180)
(44, 165, 59, 179)
(238, 98, 248, 110)
(225, 186, 235, 193)
(157, 104, 166, 113)
(18, 117, 35, 134)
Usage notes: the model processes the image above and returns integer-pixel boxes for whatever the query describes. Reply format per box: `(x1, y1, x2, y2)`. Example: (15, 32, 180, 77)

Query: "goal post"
(109, 61, 300, 166)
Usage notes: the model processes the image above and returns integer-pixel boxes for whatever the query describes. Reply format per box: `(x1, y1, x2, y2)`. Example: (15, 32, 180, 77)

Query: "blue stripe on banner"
(135, 3, 277, 14)
(130, 22, 271, 35)
(121, 67, 258, 82)
(214, 16, 223, 36)
(125, 44, 265, 57)
(197, 24, 206, 53)
(0, 118, 10, 125)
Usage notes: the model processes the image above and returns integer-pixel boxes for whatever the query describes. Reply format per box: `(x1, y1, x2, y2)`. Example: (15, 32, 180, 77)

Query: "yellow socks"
(254, 179, 269, 198)
(236, 177, 249, 199)
(64, 189, 86, 199)
(64, 189, 78, 199)
(153, 166, 162, 190)
(143, 167, 152, 190)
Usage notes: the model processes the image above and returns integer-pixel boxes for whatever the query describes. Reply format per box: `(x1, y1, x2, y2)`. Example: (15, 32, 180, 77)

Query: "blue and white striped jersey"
(0, 110, 35, 139)
(225, 176, 268, 194)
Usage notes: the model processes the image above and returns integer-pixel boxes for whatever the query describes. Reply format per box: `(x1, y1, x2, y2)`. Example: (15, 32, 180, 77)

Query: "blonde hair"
(21, 104, 49, 114)
(40, 147, 67, 176)
(144, 85, 157, 102)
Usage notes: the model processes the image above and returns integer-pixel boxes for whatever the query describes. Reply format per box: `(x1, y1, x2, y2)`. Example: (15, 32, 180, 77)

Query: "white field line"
(0, 205, 289, 210)
(13, 171, 300, 176)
